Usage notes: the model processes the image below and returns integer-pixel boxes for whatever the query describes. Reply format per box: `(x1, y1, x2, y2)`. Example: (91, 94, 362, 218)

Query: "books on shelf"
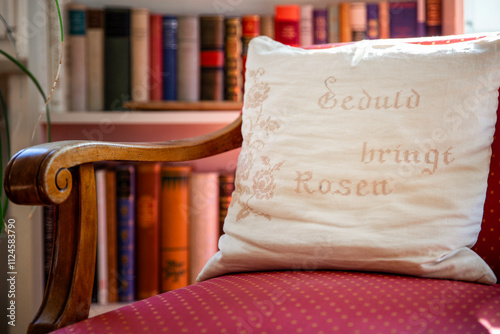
(78, 162, 236, 305)
(61, 1, 463, 111)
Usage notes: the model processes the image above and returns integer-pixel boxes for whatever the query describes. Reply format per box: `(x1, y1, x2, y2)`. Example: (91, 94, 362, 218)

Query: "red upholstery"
(53, 271, 499, 334)
(474, 89, 500, 278)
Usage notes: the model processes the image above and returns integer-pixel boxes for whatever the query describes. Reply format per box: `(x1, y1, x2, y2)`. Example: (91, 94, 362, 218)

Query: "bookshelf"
(6, 0, 499, 333)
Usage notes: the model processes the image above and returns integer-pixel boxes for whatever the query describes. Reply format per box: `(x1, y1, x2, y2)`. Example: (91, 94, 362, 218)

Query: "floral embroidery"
(232, 68, 284, 221)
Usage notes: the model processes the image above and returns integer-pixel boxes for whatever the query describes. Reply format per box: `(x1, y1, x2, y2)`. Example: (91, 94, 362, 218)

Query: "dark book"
(313, 9, 328, 44)
(136, 162, 161, 300)
(426, 0, 442, 36)
(224, 17, 243, 102)
(42, 205, 55, 286)
(389, 1, 417, 38)
(105, 167, 118, 303)
(218, 171, 235, 236)
(162, 16, 178, 101)
(200, 15, 225, 101)
(160, 165, 192, 292)
(116, 164, 136, 302)
(366, 3, 380, 39)
(104, 7, 131, 111)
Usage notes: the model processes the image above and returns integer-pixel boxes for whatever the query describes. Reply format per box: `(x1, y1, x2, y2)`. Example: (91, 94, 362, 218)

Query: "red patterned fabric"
(475, 89, 500, 279)
(54, 271, 499, 334)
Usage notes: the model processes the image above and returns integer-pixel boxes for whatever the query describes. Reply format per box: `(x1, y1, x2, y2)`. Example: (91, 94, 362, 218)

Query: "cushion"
(198, 33, 500, 285)
(53, 271, 500, 333)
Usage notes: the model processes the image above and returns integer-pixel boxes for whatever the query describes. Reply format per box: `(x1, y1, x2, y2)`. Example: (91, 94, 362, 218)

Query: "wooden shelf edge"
(42, 111, 241, 125)
(124, 100, 243, 111)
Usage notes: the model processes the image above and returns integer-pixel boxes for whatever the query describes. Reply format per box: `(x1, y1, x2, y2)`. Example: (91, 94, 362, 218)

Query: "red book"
(149, 14, 163, 101)
(275, 5, 300, 47)
(136, 162, 161, 300)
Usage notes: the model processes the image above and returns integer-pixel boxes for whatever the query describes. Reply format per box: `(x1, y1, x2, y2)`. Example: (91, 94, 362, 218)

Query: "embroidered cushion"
(198, 34, 500, 284)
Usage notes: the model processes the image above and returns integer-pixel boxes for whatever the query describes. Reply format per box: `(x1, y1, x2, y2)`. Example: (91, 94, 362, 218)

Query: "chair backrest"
(474, 89, 500, 279)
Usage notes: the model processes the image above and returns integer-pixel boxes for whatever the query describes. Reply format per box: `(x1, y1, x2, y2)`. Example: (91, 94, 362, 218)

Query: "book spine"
(242, 15, 260, 85)
(42, 205, 55, 286)
(300, 5, 314, 46)
(87, 9, 104, 111)
(68, 3, 87, 111)
(104, 7, 131, 111)
(442, 0, 463, 36)
(162, 16, 178, 101)
(426, 0, 442, 36)
(416, 0, 427, 37)
(95, 168, 109, 305)
(149, 14, 163, 101)
(105, 167, 118, 303)
(390, 1, 417, 38)
(274, 5, 300, 47)
(47, 0, 68, 113)
(313, 8, 328, 45)
(200, 15, 225, 101)
(116, 164, 136, 302)
(218, 171, 235, 236)
(259, 15, 274, 39)
(136, 162, 161, 300)
(160, 165, 192, 292)
(131, 8, 150, 102)
(177, 15, 200, 102)
(350, 2, 367, 41)
(189, 173, 220, 284)
(225, 17, 243, 102)
(327, 4, 340, 43)
(366, 3, 380, 40)
(339, 2, 352, 43)
(379, 1, 390, 39)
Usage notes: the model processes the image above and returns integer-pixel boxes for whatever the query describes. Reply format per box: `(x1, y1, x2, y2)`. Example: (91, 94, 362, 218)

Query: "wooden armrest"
(5, 115, 242, 206)
(3, 116, 242, 334)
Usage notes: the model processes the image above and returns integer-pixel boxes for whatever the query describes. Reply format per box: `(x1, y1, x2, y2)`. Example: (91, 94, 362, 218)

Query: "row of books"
(278, 0, 463, 47)
(59, 1, 463, 113)
(43, 162, 236, 305)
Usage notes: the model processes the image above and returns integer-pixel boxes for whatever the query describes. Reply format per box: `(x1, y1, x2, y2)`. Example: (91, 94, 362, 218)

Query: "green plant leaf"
(0, 49, 51, 142)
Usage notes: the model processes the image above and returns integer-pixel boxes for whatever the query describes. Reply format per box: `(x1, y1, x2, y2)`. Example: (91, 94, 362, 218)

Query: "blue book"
(389, 1, 417, 38)
(116, 164, 136, 302)
(162, 16, 178, 100)
(366, 4, 380, 40)
(313, 9, 328, 45)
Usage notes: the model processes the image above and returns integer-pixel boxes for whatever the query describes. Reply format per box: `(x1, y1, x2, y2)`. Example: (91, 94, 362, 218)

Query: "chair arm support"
(4, 115, 242, 206)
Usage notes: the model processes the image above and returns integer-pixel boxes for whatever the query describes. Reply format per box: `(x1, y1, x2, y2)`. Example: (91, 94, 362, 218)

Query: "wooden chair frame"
(3, 116, 243, 334)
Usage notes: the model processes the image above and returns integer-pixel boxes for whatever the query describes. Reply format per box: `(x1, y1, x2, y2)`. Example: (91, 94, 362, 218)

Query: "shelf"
(43, 110, 241, 125)
(123, 100, 243, 111)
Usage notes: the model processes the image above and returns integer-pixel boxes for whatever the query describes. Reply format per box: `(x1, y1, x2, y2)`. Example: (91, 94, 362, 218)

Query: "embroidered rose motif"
(252, 157, 283, 200)
(245, 81, 270, 109)
(232, 67, 285, 222)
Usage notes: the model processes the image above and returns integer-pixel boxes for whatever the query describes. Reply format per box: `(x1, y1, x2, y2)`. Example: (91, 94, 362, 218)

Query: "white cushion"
(198, 34, 500, 284)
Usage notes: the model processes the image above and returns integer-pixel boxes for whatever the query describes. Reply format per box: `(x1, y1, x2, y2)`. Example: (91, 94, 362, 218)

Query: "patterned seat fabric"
(54, 271, 499, 334)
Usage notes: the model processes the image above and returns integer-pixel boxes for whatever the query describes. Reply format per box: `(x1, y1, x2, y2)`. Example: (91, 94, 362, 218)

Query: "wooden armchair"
(5, 33, 500, 334)
(4, 116, 242, 333)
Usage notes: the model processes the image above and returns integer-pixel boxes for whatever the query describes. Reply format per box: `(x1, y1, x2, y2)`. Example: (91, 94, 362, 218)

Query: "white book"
(177, 15, 200, 102)
(189, 172, 220, 284)
(68, 3, 87, 111)
(86, 9, 104, 111)
(46, 0, 68, 113)
(131, 8, 150, 102)
(95, 169, 109, 305)
(300, 5, 314, 46)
